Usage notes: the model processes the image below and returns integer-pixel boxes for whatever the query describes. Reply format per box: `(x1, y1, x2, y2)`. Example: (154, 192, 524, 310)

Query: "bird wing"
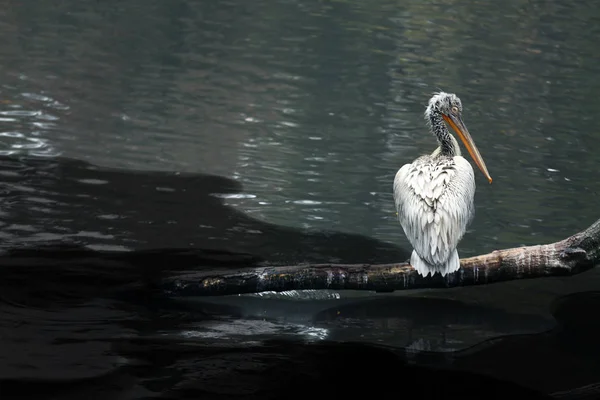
(393, 155, 475, 266)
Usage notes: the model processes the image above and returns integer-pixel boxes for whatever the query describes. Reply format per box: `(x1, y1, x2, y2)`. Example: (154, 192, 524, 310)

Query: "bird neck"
(429, 113, 459, 157)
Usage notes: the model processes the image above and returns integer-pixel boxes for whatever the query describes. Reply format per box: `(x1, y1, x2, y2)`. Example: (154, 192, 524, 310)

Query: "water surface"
(1, 0, 600, 396)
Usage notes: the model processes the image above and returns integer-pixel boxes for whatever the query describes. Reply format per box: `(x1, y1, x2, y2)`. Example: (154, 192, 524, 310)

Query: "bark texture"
(164, 218, 600, 297)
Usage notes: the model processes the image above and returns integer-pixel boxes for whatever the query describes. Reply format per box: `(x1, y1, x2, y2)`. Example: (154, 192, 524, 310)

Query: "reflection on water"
(2, 256, 600, 397)
(192, 292, 554, 352)
(173, 317, 330, 342)
(0, 86, 64, 158)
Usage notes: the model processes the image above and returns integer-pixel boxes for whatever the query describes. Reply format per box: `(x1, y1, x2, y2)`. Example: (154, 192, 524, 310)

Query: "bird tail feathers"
(410, 249, 460, 277)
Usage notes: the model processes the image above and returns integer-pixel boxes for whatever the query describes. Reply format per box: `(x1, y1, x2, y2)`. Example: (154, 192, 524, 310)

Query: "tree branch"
(164, 218, 600, 297)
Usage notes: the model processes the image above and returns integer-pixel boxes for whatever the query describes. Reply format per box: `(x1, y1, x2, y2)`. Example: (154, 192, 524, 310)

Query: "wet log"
(164, 218, 600, 297)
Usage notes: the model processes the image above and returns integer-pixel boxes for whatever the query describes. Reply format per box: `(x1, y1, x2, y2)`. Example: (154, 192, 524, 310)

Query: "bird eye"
(451, 106, 459, 114)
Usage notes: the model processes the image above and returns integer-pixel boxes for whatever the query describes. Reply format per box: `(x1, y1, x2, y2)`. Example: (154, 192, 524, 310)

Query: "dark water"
(1, 0, 600, 397)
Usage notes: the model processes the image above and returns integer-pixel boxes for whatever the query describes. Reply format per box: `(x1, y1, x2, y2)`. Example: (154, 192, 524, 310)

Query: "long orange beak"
(442, 113, 492, 184)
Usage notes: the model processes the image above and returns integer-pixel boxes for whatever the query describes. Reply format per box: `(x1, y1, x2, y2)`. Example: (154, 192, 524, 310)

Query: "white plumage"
(393, 92, 491, 277)
(394, 150, 475, 276)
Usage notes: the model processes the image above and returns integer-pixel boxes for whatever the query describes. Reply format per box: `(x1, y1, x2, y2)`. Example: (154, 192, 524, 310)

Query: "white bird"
(393, 92, 492, 277)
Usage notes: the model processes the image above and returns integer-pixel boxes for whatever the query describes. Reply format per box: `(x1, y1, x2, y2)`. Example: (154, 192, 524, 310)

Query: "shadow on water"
(0, 155, 407, 264)
(0, 156, 598, 398)
(3, 285, 600, 399)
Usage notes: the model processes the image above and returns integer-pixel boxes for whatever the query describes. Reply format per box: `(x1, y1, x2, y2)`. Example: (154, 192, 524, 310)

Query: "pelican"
(393, 92, 492, 277)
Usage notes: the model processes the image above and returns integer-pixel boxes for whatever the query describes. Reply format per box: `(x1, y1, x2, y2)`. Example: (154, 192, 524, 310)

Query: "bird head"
(425, 92, 492, 184)
(425, 91, 463, 118)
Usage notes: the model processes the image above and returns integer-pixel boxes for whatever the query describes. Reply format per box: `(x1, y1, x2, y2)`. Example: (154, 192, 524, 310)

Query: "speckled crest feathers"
(425, 91, 462, 121)
(393, 92, 476, 277)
